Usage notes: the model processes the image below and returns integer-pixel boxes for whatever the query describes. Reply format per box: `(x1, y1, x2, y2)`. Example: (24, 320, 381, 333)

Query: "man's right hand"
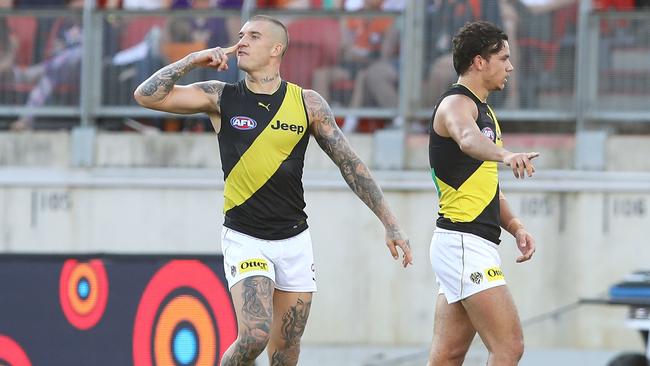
(190, 45, 238, 71)
(503, 152, 539, 179)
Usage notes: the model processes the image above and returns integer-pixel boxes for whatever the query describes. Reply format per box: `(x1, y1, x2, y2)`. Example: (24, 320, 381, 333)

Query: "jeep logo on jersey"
(481, 127, 495, 141)
(230, 116, 257, 130)
(271, 120, 305, 135)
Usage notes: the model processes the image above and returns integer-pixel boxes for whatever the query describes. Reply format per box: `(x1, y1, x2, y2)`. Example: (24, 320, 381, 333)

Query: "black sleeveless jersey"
(429, 84, 503, 244)
(219, 80, 310, 240)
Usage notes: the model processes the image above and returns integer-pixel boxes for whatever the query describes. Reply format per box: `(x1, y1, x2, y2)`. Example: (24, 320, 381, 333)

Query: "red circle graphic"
(59, 259, 109, 330)
(0, 334, 32, 366)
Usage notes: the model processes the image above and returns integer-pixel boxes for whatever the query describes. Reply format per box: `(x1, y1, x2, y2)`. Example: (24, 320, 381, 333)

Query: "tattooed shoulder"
(303, 89, 334, 127)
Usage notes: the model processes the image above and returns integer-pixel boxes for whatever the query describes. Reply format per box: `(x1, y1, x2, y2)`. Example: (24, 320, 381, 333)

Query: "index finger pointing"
(222, 45, 239, 55)
(526, 160, 534, 177)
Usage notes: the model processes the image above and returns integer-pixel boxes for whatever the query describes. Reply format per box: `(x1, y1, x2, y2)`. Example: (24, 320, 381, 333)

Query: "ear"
(271, 43, 284, 57)
(473, 54, 485, 71)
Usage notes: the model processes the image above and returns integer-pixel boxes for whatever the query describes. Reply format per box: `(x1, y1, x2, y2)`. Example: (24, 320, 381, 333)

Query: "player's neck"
(456, 77, 488, 103)
(245, 72, 282, 95)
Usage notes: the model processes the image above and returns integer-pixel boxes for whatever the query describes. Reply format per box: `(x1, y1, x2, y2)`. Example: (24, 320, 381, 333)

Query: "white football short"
(221, 226, 317, 292)
(430, 227, 506, 303)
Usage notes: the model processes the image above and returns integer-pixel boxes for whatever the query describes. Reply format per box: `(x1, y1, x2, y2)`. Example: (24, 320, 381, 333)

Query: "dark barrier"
(0, 255, 237, 366)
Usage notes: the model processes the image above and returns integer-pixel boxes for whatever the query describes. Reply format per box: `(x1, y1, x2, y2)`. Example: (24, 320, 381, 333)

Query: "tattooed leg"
(267, 290, 313, 366)
(221, 276, 275, 366)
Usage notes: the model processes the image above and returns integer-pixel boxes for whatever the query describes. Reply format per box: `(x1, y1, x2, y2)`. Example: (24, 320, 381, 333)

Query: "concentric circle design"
(0, 334, 32, 366)
(172, 322, 198, 365)
(59, 259, 109, 330)
(133, 260, 237, 366)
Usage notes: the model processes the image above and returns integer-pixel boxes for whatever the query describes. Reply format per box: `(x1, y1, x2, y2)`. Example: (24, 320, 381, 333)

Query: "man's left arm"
(500, 190, 536, 263)
(303, 89, 413, 267)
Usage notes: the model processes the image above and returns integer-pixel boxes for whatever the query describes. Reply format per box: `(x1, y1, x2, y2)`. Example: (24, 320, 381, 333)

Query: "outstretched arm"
(134, 46, 236, 114)
(435, 95, 539, 179)
(500, 190, 535, 263)
(303, 89, 412, 267)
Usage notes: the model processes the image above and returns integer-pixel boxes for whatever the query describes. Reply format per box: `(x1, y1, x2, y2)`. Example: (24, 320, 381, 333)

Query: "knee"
(236, 326, 271, 359)
(509, 337, 525, 361)
(492, 336, 524, 363)
(429, 343, 469, 364)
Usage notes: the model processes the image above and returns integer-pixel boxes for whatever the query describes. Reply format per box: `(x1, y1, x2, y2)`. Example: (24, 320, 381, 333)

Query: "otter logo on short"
(238, 258, 269, 274)
(484, 266, 504, 282)
(470, 271, 483, 284)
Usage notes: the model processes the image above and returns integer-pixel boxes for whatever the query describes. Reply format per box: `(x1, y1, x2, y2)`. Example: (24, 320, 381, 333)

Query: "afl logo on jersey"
(230, 116, 257, 130)
(481, 127, 495, 141)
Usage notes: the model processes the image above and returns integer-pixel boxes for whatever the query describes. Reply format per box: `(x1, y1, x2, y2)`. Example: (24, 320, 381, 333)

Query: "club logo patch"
(470, 271, 483, 284)
(481, 127, 495, 140)
(230, 116, 257, 130)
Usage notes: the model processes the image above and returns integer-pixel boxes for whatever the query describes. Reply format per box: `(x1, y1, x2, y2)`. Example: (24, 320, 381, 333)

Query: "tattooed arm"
(134, 47, 234, 115)
(303, 89, 413, 267)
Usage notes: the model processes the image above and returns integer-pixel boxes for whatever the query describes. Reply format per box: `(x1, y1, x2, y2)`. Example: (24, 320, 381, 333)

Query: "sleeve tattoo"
(137, 55, 196, 101)
(304, 91, 400, 233)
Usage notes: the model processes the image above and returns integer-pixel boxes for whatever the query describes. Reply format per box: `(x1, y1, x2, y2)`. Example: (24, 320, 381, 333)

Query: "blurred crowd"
(1, 0, 649, 131)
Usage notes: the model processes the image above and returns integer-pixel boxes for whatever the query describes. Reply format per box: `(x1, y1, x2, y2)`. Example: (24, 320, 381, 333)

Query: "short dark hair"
(249, 15, 289, 57)
(452, 20, 508, 76)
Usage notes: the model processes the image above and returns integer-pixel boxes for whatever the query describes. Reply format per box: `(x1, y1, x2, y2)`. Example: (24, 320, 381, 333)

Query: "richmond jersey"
(429, 84, 503, 244)
(219, 80, 310, 240)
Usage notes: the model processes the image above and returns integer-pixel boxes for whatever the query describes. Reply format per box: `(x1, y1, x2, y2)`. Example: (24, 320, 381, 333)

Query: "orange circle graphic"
(67, 263, 98, 315)
(153, 295, 216, 366)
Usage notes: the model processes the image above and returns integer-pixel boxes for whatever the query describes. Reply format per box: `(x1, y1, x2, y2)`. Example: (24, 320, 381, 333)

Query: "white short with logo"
(221, 227, 317, 292)
(430, 227, 506, 303)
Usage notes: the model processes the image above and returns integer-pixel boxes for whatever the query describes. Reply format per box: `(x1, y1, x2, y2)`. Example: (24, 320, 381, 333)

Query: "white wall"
(1, 131, 650, 352)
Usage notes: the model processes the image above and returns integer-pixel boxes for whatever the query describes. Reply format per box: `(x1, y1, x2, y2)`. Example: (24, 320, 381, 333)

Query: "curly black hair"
(452, 21, 508, 76)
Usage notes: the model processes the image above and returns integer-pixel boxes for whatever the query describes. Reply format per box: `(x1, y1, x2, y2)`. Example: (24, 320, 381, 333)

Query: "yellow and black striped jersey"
(429, 84, 503, 244)
(219, 80, 310, 240)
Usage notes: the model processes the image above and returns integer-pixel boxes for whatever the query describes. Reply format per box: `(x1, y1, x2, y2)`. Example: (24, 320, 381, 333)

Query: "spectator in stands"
(0, 0, 17, 90)
(166, 0, 243, 130)
(422, 0, 512, 108)
(515, 0, 577, 108)
(311, 0, 395, 131)
(164, 0, 240, 83)
(109, 0, 242, 131)
(344, 14, 402, 132)
(10, 0, 83, 130)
